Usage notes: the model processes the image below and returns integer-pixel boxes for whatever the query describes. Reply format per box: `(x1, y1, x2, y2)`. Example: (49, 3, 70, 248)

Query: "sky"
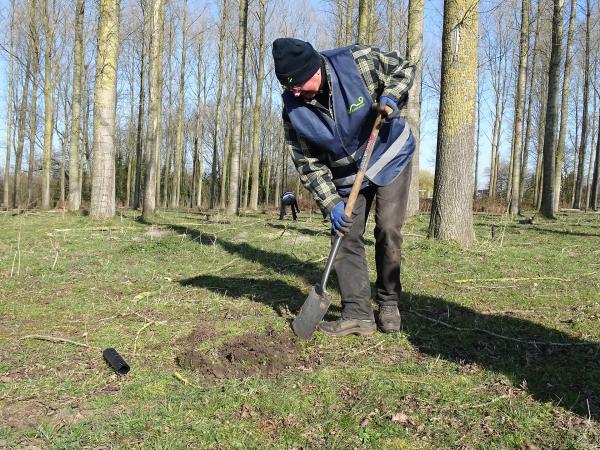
(0, 0, 547, 190)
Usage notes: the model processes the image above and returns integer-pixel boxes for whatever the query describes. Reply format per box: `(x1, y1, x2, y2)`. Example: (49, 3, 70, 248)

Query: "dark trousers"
(332, 161, 412, 320)
(280, 199, 299, 220)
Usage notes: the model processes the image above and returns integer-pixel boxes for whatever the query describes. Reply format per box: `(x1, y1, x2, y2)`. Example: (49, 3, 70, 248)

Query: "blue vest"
(283, 47, 415, 195)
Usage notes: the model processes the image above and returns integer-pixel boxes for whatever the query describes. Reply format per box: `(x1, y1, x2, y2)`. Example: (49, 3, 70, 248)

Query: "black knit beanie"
(272, 38, 321, 88)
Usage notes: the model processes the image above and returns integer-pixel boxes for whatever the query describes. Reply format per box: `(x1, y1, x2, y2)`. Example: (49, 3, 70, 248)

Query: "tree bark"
(210, 0, 228, 209)
(428, 0, 477, 245)
(171, 0, 188, 208)
(405, 0, 424, 216)
(508, 0, 530, 215)
(573, 0, 590, 209)
(142, 0, 165, 220)
(41, 0, 54, 210)
(540, 0, 564, 218)
(345, 0, 354, 45)
(90, 0, 120, 219)
(590, 99, 600, 210)
(226, 0, 249, 215)
(249, 0, 266, 211)
(133, 1, 148, 210)
(357, 0, 369, 43)
(68, 0, 85, 211)
(3, 0, 15, 210)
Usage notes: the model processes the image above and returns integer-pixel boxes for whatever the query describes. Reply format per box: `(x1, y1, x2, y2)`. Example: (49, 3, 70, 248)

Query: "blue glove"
(330, 201, 353, 235)
(378, 96, 398, 120)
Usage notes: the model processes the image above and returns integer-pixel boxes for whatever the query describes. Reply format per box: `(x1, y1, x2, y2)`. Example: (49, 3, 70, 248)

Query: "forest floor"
(1, 207, 599, 449)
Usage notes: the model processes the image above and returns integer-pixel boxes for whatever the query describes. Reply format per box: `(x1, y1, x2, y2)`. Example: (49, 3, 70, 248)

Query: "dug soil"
(176, 321, 319, 380)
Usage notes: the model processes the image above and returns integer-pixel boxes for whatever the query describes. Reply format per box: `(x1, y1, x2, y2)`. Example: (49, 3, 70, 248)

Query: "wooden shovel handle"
(344, 113, 384, 217)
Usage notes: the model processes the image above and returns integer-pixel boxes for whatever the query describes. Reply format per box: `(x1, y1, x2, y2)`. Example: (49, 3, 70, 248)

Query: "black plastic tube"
(102, 348, 130, 375)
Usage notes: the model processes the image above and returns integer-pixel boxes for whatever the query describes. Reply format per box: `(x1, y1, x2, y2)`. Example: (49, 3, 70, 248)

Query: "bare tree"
(171, 0, 188, 208)
(540, 0, 564, 218)
(428, 0, 478, 245)
(405, 0, 423, 216)
(508, 0, 530, 215)
(226, 0, 249, 215)
(41, 0, 55, 209)
(357, 0, 368, 43)
(90, 0, 120, 219)
(133, 1, 148, 210)
(68, 0, 85, 211)
(573, 0, 591, 209)
(142, 0, 165, 220)
(3, 0, 15, 210)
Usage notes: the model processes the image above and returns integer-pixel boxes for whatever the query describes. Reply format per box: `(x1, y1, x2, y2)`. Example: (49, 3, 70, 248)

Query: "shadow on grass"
(169, 222, 599, 419)
(402, 293, 600, 420)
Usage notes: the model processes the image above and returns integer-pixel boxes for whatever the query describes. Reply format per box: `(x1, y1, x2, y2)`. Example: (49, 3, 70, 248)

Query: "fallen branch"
(454, 276, 571, 284)
(407, 309, 599, 347)
(20, 335, 93, 349)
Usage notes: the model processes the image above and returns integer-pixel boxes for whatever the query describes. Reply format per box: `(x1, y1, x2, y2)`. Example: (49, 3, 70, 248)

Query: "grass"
(0, 207, 599, 449)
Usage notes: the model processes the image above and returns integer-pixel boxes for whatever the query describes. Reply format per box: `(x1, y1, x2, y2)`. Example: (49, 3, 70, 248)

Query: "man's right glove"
(330, 201, 353, 235)
(376, 96, 399, 121)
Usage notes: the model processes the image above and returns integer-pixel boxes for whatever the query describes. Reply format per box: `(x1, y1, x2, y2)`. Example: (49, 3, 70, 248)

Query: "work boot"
(317, 318, 377, 337)
(377, 304, 401, 333)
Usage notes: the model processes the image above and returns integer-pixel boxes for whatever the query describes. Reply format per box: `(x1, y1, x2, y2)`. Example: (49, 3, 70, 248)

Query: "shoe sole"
(319, 326, 377, 337)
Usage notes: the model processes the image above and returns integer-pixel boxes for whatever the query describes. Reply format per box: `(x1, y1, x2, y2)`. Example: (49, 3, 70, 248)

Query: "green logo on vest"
(287, 76, 293, 86)
(348, 96, 365, 114)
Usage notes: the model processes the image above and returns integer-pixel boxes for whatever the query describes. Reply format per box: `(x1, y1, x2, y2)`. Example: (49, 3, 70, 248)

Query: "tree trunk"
(68, 0, 85, 211)
(14, 20, 33, 209)
(573, 0, 590, 209)
(171, 0, 188, 208)
(27, 43, 39, 208)
(226, 0, 249, 215)
(590, 101, 600, 210)
(428, 0, 477, 245)
(357, 0, 368, 43)
(162, 14, 174, 209)
(552, 0, 577, 210)
(405, 0, 424, 216)
(474, 76, 481, 199)
(142, 0, 165, 220)
(520, 0, 543, 205)
(345, 0, 354, 45)
(250, 0, 266, 211)
(41, 0, 54, 210)
(3, 0, 15, 210)
(210, 0, 228, 209)
(193, 31, 205, 209)
(508, 0, 530, 215)
(540, 0, 564, 218)
(90, 0, 120, 219)
(134, 2, 147, 210)
(154, 4, 165, 209)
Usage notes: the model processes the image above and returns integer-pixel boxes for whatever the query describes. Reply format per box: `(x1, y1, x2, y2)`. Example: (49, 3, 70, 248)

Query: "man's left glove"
(377, 96, 399, 120)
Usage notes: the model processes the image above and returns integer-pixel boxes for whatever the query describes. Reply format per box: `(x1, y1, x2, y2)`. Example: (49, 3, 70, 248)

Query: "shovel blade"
(292, 285, 332, 339)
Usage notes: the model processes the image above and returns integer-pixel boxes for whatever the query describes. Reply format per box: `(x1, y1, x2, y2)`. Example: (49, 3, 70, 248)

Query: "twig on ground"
(352, 339, 386, 356)
(19, 335, 94, 349)
(205, 258, 237, 274)
(133, 321, 155, 356)
(407, 309, 599, 347)
(466, 394, 509, 409)
(454, 276, 571, 283)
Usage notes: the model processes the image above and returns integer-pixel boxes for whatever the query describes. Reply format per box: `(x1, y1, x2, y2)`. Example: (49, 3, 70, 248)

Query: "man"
(280, 191, 300, 221)
(272, 38, 415, 337)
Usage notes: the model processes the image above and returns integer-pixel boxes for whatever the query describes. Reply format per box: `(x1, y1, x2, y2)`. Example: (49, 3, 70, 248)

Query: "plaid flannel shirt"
(282, 45, 415, 213)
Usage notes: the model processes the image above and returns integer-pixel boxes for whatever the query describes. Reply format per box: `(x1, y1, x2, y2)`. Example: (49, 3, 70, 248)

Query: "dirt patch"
(176, 322, 319, 379)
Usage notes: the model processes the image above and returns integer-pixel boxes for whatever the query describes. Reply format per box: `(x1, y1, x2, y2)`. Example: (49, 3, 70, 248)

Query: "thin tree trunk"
(474, 76, 481, 199)
(250, 0, 266, 211)
(90, 0, 120, 219)
(134, 2, 147, 210)
(154, 3, 165, 209)
(41, 0, 54, 210)
(428, 0, 477, 245)
(406, 0, 423, 216)
(357, 0, 368, 43)
(345, 0, 354, 45)
(68, 0, 85, 211)
(27, 45, 39, 208)
(590, 96, 600, 210)
(162, 13, 174, 208)
(14, 25, 33, 209)
(220, 61, 233, 210)
(226, 0, 249, 215)
(573, 0, 590, 209)
(210, 0, 228, 209)
(142, 0, 164, 220)
(171, 0, 188, 208)
(540, 0, 564, 218)
(585, 95, 596, 210)
(520, 0, 543, 205)
(509, 0, 530, 215)
(3, 0, 15, 210)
